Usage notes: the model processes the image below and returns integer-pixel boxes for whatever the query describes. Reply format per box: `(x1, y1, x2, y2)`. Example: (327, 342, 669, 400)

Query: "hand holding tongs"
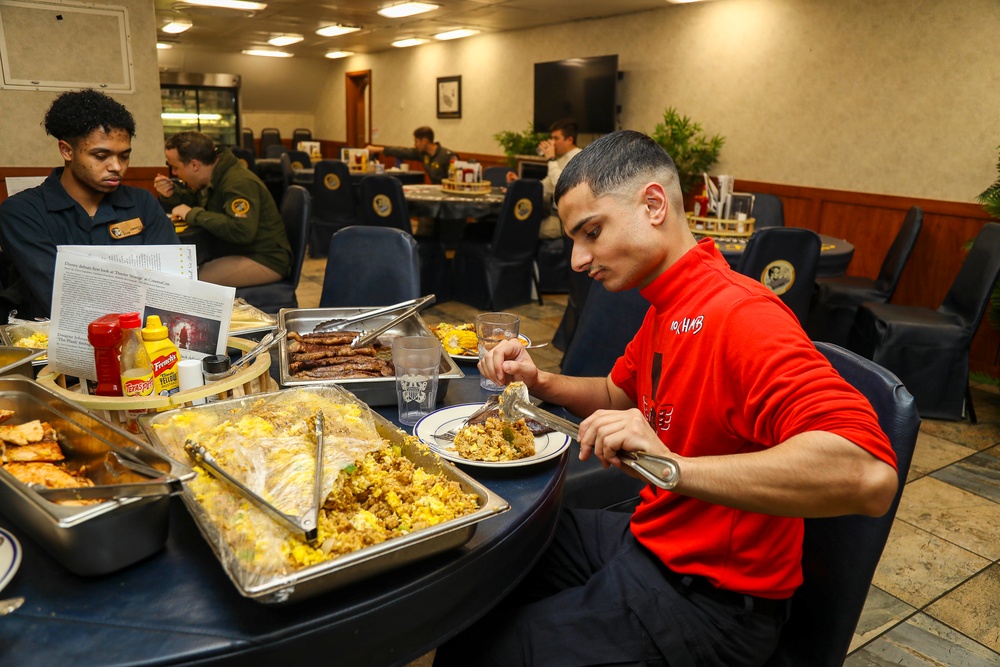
(497, 382, 680, 490)
(313, 295, 436, 334)
(184, 410, 326, 541)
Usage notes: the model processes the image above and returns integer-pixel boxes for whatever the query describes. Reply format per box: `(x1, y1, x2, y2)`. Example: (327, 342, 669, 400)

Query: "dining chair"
(291, 128, 312, 148)
(265, 144, 288, 159)
(806, 206, 923, 346)
(259, 128, 282, 157)
(231, 147, 256, 175)
(286, 149, 311, 171)
(765, 342, 919, 667)
(319, 226, 420, 307)
(749, 193, 784, 228)
(308, 160, 358, 258)
(451, 179, 544, 311)
(483, 166, 512, 188)
(736, 227, 821, 324)
(241, 127, 255, 156)
(848, 221, 1000, 421)
(234, 185, 312, 314)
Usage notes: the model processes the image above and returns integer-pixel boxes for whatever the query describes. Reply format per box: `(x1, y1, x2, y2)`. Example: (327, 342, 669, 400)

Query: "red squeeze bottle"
(88, 314, 123, 396)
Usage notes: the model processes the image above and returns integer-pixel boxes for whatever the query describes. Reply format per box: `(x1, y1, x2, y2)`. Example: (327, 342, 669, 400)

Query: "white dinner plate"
(0, 528, 22, 594)
(450, 334, 531, 362)
(414, 402, 570, 468)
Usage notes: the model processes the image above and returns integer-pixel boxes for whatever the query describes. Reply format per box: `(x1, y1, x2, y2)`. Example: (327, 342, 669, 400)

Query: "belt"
(661, 567, 791, 620)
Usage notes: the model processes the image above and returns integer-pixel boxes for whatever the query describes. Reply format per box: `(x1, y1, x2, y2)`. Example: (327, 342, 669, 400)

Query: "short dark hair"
(413, 126, 435, 142)
(165, 131, 219, 164)
(43, 89, 136, 145)
(554, 130, 683, 213)
(549, 118, 578, 144)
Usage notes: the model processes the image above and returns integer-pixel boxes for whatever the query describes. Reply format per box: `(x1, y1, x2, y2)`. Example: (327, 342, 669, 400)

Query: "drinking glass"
(476, 312, 520, 391)
(392, 336, 442, 426)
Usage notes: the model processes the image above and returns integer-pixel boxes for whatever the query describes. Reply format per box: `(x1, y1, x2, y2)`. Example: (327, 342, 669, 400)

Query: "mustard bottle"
(141, 315, 180, 398)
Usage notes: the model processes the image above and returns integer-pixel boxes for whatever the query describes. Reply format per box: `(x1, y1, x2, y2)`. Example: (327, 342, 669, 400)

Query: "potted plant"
(493, 124, 550, 169)
(650, 107, 725, 195)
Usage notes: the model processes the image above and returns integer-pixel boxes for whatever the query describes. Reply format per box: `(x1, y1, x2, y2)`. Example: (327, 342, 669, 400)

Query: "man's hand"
(505, 171, 518, 184)
(171, 204, 192, 222)
(153, 174, 175, 198)
(578, 408, 673, 472)
(478, 338, 539, 391)
(366, 145, 384, 155)
(537, 139, 556, 160)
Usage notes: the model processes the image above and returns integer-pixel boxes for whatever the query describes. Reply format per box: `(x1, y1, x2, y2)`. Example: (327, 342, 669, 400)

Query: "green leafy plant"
(977, 145, 1000, 330)
(650, 107, 725, 194)
(493, 124, 549, 169)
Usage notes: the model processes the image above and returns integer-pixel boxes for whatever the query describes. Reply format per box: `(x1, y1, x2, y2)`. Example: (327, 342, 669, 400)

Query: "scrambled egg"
(13, 332, 48, 360)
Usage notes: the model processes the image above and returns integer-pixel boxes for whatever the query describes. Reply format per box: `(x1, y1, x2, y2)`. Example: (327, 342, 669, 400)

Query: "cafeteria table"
(702, 232, 855, 277)
(403, 184, 507, 250)
(0, 371, 567, 667)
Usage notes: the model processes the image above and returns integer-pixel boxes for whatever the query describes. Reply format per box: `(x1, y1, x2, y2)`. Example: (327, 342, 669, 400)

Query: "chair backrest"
(736, 227, 821, 324)
(750, 193, 785, 228)
(241, 127, 255, 155)
(311, 160, 357, 224)
(561, 286, 649, 377)
(281, 185, 312, 290)
(766, 341, 919, 666)
(231, 147, 256, 174)
(483, 166, 511, 188)
(286, 150, 311, 170)
(359, 175, 411, 233)
(279, 152, 293, 192)
(875, 206, 923, 294)
(320, 226, 420, 307)
(259, 127, 282, 156)
(265, 144, 288, 158)
(938, 222, 1000, 331)
(291, 128, 312, 147)
(490, 178, 544, 261)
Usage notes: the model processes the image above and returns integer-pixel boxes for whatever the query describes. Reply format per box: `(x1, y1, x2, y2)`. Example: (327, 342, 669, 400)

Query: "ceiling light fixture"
(156, 42, 174, 49)
(182, 0, 267, 11)
(161, 18, 192, 34)
(268, 34, 303, 46)
(434, 28, 479, 40)
(316, 24, 361, 37)
(391, 38, 428, 48)
(325, 50, 355, 59)
(242, 49, 293, 57)
(378, 2, 439, 19)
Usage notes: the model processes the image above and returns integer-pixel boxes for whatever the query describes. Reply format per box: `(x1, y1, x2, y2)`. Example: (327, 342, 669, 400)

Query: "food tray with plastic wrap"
(1, 322, 50, 369)
(139, 384, 509, 604)
(278, 307, 464, 406)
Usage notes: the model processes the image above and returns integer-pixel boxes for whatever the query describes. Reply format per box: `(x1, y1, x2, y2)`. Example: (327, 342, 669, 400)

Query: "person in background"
(155, 131, 291, 287)
(367, 126, 456, 184)
(507, 117, 583, 239)
(0, 89, 178, 319)
(435, 130, 898, 666)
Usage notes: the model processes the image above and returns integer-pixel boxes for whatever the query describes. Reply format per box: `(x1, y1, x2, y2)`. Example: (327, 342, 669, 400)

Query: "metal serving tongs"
(349, 294, 437, 350)
(498, 382, 680, 490)
(313, 295, 437, 334)
(226, 328, 288, 376)
(32, 451, 185, 502)
(183, 410, 325, 542)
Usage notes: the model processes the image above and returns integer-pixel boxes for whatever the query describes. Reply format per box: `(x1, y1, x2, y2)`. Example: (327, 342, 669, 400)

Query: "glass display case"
(160, 72, 241, 147)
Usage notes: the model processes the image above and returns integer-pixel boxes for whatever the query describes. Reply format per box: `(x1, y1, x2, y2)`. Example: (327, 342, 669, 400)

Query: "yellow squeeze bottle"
(141, 315, 180, 399)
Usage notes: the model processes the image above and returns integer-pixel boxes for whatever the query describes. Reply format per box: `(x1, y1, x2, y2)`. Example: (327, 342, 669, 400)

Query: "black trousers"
(434, 509, 786, 667)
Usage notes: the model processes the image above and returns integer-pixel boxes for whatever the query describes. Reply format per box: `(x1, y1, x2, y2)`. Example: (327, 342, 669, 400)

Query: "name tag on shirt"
(108, 218, 144, 239)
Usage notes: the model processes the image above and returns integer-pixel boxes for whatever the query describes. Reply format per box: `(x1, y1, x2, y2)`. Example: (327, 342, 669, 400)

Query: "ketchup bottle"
(119, 312, 154, 432)
(87, 314, 123, 397)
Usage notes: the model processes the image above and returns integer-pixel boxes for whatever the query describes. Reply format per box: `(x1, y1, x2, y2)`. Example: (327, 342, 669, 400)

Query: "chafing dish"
(278, 307, 464, 406)
(0, 323, 49, 369)
(140, 384, 509, 604)
(0, 346, 45, 377)
(0, 377, 194, 575)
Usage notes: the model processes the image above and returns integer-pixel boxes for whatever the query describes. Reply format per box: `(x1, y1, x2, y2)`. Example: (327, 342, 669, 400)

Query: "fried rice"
(453, 416, 535, 462)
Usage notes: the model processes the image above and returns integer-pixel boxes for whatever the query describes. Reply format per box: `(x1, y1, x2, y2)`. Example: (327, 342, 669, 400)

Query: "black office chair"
(483, 166, 512, 188)
(806, 206, 923, 346)
(750, 192, 785, 228)
(234, 185, 311, 314)
(241, 127, 255, 156)
(559, 286, 650, 511)
(319, 226, 420, 307)
(452, 179, 544, 310)
(308, 160, 358, 258)
(736, 227, 821, 324)
(259, 128, 282, 157)
(765, 342, 919, 667)
(849, 222, 1000, 421)
(291, 128, 312, 148)
(231, 147, 256, 174)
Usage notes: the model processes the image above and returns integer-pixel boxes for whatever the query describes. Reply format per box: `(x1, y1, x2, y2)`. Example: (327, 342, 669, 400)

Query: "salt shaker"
(202, 354, 232, 403)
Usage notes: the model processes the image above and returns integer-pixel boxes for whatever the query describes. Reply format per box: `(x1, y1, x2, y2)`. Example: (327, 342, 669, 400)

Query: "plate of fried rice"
(414, 403, 571, 468)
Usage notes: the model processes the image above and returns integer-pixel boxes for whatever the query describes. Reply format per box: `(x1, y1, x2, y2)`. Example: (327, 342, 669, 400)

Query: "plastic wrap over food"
(2, 316, 50, 362)
(229, 298, 277, 333)
(142, 384, 481, 589)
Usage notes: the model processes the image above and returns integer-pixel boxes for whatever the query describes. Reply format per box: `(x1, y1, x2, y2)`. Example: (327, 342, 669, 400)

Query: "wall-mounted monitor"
(533, 54, 618, 134)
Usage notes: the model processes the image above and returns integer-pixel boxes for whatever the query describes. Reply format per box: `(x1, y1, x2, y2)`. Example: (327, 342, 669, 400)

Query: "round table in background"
(703, 232, 855, 277)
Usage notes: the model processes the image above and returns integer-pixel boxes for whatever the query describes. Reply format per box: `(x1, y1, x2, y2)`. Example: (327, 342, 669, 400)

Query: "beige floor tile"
(925, 563, 1000, 653)
(850, 585, 917, 653)
(907, 432, 978, 482)
(920, 418, 1000, 452)
(894, 477, 1000, 560)
(871, 520, 989, 608)
(845, 612, 1000, 666)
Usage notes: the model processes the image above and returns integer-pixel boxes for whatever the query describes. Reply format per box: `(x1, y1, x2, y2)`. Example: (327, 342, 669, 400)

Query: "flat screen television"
(533, 55, 618, 134)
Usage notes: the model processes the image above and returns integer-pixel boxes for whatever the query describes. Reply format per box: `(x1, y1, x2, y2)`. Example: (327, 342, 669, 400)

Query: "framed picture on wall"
(437, 76, 461, 119)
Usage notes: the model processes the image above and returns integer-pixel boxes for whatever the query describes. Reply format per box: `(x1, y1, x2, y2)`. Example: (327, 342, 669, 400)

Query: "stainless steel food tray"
(0, 323, 49, 368)
(140, 384, 509, 604)
(0, 377, 194, 575)
(278, 307, 464, 406)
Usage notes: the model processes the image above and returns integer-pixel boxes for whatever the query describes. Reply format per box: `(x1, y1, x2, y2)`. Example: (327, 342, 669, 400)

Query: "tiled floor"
(298, 257, 1000, 666)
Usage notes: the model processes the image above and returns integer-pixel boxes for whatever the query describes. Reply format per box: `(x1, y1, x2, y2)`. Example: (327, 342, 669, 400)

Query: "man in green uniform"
(154, 131, 291, 287)
(367, 126, 456, 184)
